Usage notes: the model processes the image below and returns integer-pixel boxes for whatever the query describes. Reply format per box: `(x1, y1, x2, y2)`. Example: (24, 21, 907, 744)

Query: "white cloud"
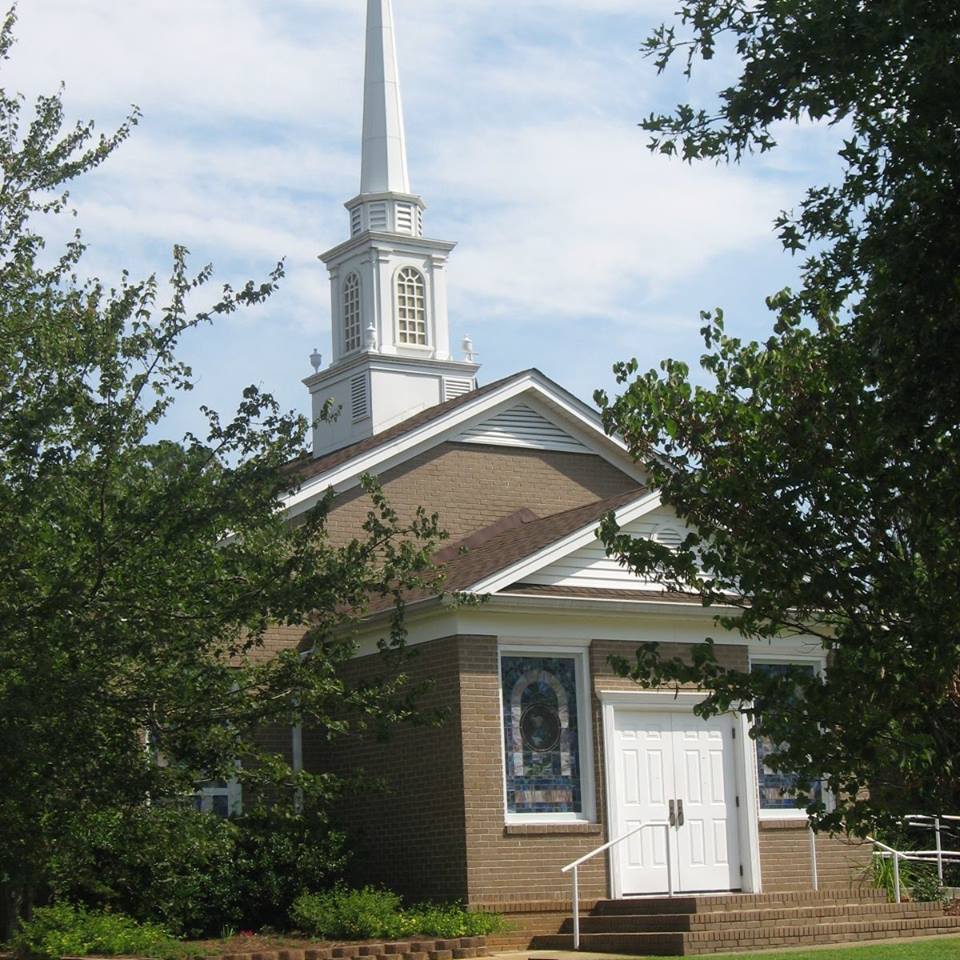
(3, 0, 827, 434)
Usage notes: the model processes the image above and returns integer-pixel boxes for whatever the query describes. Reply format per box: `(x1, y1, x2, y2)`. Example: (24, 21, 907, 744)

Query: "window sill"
(504, 823, 603, 836)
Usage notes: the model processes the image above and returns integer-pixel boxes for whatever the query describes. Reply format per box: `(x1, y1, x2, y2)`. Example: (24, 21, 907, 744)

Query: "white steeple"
(361, 0, 410, 195)
(305, 0, 480, 458)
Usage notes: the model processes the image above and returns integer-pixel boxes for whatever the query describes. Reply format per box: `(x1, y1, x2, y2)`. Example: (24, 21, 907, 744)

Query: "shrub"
(290, 887, 403, 940)
(50, 802, 347, 937)
(398, 904, 506, 938)
(909, 863, 949, 903)
(290, 890, 506, 941)
(49, 804, 243, 938)
(9, 903, 189, 960)
(872, 854, 948, 904)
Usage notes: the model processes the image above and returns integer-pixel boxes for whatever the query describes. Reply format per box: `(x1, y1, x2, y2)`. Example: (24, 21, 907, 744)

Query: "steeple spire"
(361, 0, 410, 195)
(307, 0, 480, 458)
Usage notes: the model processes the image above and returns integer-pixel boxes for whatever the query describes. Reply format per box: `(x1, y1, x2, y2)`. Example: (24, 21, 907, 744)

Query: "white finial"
(309, 348, 323, 372)
(462, 335, 476, 363)
(361, 0, 411, 195)
(365, 322, 378, 351)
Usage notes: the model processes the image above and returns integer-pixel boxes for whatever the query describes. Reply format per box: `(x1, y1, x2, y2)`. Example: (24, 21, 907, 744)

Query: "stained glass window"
(752, 662, 823, 811)
(501, 655, 583, 815)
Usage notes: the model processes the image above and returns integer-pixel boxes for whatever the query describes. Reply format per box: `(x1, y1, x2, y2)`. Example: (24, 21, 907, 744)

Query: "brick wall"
(322, 443, 638, 547)
(302, 635, 471, 902)
(253, 444, 636, 664)
(459, 636, 608, 905)
(759, 819, 872, 892)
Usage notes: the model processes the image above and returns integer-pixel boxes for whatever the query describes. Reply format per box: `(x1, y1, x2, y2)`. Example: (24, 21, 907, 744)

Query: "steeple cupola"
(305, 0, 479, 457)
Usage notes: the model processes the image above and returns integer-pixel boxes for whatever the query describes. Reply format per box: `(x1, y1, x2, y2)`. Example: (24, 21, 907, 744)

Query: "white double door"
(612, 709, 742, 896)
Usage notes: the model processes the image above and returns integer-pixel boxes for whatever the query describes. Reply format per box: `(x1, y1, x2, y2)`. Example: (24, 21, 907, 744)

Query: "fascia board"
(466, 489, 663, 596)
(283, 372, 641, 517)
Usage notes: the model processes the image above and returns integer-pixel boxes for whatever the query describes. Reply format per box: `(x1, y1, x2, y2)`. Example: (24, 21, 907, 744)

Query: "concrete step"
(590, 887, 883, 916)
(565, 900, 944, 933)
(533, 914, 960, 956)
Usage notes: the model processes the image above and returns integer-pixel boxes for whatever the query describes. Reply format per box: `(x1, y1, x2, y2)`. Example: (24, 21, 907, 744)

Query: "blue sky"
(6, 0, 844, 444)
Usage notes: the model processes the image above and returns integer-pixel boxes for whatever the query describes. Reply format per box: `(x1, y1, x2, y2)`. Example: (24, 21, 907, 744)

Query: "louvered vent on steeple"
(350, 374, 370, 422)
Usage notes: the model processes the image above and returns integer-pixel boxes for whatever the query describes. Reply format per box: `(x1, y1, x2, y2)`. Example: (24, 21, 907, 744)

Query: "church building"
(266, 2, 954, 951)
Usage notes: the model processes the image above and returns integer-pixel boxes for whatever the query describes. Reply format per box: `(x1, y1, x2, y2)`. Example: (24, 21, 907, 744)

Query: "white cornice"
(320, 231, 457, 265)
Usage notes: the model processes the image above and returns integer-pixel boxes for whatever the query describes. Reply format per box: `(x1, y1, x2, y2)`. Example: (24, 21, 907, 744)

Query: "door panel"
(611, 709, 741, 896)
(613, 711, 675, 895)
(672, 713, 741, 892)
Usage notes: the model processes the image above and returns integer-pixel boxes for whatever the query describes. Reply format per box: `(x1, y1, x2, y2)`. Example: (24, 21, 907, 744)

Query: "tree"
(0, 10, 442, 938)
(595, 0, 960, 834)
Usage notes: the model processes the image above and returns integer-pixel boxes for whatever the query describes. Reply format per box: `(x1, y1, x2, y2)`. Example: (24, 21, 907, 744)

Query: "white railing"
(867, 814, 960, 902)
(809, 824, 819, 891)
(561, 822, 671, 950)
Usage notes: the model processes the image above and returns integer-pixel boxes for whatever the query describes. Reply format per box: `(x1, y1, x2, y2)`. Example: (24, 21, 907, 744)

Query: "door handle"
(677, 798, 685, 827)
(668, 799, 676, 827)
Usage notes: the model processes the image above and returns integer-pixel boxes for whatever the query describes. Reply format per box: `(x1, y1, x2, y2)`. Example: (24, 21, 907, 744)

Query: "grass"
(610, 936, 960, 959)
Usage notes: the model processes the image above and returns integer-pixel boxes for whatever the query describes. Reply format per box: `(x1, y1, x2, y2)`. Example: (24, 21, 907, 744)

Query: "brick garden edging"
(48, 937, 490, 960)
(210, 937, 490, 960)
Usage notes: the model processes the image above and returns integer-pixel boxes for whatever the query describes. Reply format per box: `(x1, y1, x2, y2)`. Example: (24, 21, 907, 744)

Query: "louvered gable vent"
(456, 403, 589, 454)
(653, 525, 684, 549)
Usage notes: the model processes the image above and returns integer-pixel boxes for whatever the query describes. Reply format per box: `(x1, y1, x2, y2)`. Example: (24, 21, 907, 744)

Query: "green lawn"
(636, 937, 960, 959)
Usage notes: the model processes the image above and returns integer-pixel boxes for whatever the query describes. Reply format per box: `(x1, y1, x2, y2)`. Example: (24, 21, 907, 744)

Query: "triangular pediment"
(285, 370, 646, 518)
(518, 506, 688, 591)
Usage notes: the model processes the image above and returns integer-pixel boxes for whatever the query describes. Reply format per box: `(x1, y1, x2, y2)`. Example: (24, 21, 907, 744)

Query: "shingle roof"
(497, 583, 705, 604)
(288, 368, 541, 483)
(367, 486, 647, 614)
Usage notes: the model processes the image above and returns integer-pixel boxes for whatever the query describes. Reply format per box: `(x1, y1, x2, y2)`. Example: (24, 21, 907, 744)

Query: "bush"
(9, 903, 189, 960)
(50, 802, 347, 937)
(908, 863, 948, 903)
(290, 889, 506, 941)
(398, 904, 506, 938)
(290, 887, 404, 940)
(49, 805, 243, 938)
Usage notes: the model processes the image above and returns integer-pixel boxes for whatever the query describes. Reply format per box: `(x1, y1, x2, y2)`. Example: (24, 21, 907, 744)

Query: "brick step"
(532, 914, 960, 956)
(591, 887, 883, 915)
(565, 901, 944, 934)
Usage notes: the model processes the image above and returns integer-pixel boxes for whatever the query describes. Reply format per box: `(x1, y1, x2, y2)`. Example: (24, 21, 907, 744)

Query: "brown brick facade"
(303, 635, 471, 902)
(304, 635, 766, 906)
(322, 443, 638, 547)
(758, 819, 872, 893)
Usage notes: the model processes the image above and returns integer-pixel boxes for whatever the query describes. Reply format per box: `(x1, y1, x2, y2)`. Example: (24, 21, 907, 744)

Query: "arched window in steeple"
(343, 273, 362, 353)
(396, 267, 427, 345)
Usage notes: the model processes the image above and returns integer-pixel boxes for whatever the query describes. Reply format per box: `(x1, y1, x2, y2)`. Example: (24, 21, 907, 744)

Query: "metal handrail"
(871, 813, 960, 892)
(866, 836, 909, 903)
(561, 822, 671, 950)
